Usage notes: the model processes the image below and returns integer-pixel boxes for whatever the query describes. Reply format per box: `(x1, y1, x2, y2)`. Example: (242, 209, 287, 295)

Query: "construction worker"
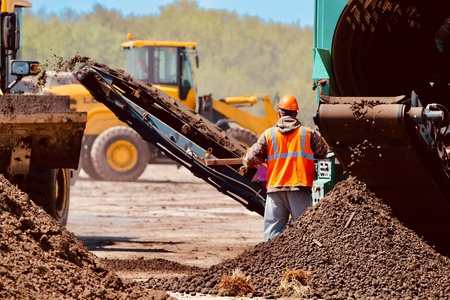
(243, 94, 328, 242)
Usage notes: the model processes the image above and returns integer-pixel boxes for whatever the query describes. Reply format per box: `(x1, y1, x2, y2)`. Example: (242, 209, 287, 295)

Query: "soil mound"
(0, 175, 172, 300)
(145, 177, 450, 299)
(101, 258, 204, 274)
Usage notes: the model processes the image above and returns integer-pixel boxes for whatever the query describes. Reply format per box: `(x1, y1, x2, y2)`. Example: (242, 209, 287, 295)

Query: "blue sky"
(29, 0, 314, 27)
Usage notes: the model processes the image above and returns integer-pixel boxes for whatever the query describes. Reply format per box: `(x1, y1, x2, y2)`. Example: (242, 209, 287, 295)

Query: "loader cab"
(1, 0, 36, 93)
(122, 37, 198, 110)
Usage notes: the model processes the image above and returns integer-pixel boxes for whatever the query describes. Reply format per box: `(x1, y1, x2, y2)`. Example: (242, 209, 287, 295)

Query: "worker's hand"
(242, 159, 249, 169)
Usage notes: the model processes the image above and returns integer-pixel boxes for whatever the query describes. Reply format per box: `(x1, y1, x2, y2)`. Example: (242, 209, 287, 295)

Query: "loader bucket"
(0, 94, 86, 174)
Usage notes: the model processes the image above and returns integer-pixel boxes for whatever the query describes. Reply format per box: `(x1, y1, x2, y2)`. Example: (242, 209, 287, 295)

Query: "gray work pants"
(263, 190, 312, 242)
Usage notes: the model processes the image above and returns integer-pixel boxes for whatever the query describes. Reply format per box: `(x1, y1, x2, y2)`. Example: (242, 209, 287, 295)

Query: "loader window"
(179, 48, 196, 100)
(124, 46, 178, 85)
(124, 47, 150, 81)
(154, 47, 178, 85)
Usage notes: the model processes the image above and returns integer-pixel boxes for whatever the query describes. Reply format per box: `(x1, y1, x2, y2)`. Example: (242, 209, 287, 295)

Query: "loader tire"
(19, 168, 70, 225)
(226, 128, 258, 148)
(80, 135, 102, 180)
(90, 126, 150, 181)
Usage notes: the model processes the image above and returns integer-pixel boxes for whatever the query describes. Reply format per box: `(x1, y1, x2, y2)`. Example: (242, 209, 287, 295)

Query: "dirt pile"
(145, 176, 450, 299)
(0, 174, 172, 300)
(101, 258, 203, 275)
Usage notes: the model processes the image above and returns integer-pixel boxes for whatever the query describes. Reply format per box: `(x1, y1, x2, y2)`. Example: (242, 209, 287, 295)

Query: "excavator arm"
(75, 63, 266, 216)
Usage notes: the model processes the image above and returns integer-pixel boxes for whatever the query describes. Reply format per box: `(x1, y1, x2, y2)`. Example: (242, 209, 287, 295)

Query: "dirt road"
(67, 164, 264, 282)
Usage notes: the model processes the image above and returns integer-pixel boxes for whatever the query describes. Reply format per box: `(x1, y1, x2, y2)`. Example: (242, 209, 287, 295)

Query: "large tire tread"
(18, 168, 70, 225)
(90, 126, 150, 181)
(226, 128, 258, 148)
(81, 135, 102, 180)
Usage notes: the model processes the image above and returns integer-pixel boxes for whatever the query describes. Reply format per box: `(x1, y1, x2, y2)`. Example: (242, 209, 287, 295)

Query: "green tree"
(22, 0, 316, 125)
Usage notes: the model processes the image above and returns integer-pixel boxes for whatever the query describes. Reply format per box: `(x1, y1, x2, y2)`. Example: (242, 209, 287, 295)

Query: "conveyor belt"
(75, 63, 266, 216)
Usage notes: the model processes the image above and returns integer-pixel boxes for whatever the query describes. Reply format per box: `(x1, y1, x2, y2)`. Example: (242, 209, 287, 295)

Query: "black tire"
(18, 168, 70, 225)
(81, 135, 102, 180)
(226, 128, 258, 148)
(90, 126, 150, 181)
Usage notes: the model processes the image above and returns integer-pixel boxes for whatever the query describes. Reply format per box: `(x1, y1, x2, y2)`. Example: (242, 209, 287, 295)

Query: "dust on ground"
(68, 165, 263, 275)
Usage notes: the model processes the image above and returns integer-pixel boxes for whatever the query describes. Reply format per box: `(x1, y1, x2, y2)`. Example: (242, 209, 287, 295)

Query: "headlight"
(11, 60, 39, 76)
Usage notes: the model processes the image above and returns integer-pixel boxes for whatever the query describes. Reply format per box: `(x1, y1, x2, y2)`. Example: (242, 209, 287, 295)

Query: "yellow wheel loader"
(44, 36, 278, 181)
(0, 1, 86, 225)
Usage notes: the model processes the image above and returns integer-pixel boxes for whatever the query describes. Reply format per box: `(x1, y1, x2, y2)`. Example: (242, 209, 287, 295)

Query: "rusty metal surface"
(318, 99, 433, 189)
(317, 0, 450, 254)
(331, 0, 450, 106)
(316, 96, 450, 253)
(0, 95, 86, 171)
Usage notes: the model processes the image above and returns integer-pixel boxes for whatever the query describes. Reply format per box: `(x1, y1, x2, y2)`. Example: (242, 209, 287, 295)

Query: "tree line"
(22, 0, 318, 125)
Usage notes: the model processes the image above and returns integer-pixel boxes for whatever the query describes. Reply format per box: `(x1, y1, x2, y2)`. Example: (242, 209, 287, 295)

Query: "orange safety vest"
(265, 126, 315, 188)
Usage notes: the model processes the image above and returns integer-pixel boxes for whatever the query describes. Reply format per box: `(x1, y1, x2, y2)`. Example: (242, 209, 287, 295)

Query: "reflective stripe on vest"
(265, 126, 315, 188)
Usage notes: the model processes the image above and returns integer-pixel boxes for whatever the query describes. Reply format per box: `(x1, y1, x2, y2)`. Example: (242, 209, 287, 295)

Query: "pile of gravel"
(0, 175, 172, 300)
(145, 176, 450, 299)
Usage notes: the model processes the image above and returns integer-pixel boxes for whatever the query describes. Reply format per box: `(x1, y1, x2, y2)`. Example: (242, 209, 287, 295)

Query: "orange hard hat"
(277, 94, 299, 111)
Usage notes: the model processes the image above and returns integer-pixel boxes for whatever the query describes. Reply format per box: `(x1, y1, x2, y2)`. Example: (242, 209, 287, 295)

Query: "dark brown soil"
(0, 94, 70, 114)
(101, 258, 204, 274)
(3, 149, 450, 299)
(144, 176, 450, 299)
(0, 174, 173, 300)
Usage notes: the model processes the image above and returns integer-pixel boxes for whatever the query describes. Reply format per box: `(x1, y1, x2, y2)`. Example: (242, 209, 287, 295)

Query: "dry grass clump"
(278, 268, 313, 298)
(218, 268, 255, 296)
